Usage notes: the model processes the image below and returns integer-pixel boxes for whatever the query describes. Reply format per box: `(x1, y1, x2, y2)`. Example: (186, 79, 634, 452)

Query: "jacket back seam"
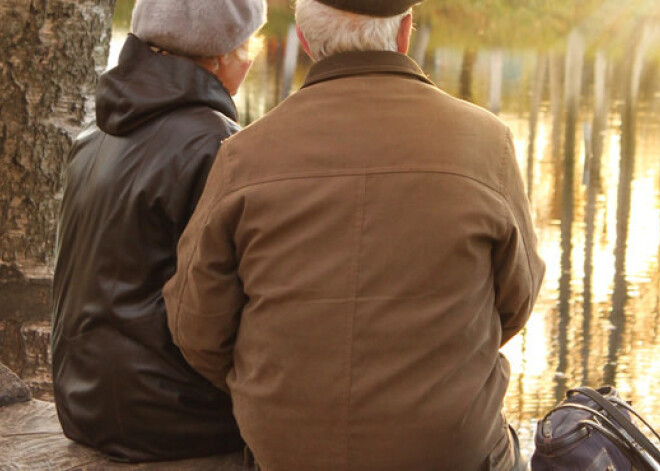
(345, 175, 367, 468)
(222, 168, 503, 198)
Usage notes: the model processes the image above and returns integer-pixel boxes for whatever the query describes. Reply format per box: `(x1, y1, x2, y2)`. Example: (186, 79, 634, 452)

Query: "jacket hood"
(96, 34, 237, 135)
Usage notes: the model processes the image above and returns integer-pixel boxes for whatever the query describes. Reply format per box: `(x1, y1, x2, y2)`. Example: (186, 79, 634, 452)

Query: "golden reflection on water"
(500, 101, 660, 452)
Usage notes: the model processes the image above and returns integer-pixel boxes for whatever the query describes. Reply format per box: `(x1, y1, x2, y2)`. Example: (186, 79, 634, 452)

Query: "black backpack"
(531, 386, 660, 470)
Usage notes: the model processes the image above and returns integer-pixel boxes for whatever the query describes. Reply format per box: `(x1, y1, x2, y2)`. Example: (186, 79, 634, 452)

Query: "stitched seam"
(495, 129, 511, 236)
(224, 168, 502, 197)
(304, 68, 432, 88)
(498, 128, 509, 194)
(502, 194, 536, 297)
(501, 128, 536, 306)
(345, 175, 366, 468)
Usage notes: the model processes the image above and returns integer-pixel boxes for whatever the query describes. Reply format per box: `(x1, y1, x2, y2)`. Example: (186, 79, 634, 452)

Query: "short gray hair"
(295, 0, 410, 61)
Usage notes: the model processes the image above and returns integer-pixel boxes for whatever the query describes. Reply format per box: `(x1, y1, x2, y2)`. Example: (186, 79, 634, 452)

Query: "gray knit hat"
(131, 0, 267, 57)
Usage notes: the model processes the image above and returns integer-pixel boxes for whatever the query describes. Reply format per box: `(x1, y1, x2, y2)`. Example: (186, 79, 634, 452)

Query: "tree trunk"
(488, 50, 503, 115)
(280, 24, 300, 102)
(459, 48, 477, 102)
(0, 0, 116, 398)
(410, 23, 431, 69)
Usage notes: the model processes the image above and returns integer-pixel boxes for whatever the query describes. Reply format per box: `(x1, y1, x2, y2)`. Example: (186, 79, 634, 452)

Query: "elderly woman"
(51, 0, 265, 462)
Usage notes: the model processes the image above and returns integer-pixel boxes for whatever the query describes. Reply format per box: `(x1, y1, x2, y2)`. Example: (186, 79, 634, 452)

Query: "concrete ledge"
(0, 400, 244, 470)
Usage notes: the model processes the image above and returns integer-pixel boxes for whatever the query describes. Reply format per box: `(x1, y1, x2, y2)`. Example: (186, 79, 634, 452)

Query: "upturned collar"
(302, 51, 434, 89)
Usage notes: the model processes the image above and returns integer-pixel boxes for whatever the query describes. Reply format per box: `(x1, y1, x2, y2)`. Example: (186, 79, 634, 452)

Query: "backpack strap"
(549, 403, 638, 455)
(580, 418, 651, 470)
(609, 395, 660, 444)
(570, 387, 660, 465)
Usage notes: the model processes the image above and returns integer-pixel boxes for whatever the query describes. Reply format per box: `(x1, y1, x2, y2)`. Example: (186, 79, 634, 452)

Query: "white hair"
(295, 0, 410, 61)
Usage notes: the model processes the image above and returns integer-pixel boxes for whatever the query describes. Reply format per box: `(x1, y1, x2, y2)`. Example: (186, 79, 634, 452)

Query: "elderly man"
(164, 0, 545, 469)
(52, 0, 265, 462)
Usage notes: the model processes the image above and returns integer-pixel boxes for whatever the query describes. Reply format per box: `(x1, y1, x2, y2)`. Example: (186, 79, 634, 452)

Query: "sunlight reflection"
(628, 178, 660, 281)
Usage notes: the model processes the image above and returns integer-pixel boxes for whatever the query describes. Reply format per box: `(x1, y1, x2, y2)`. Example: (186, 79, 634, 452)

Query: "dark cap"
(314, 0, 421, 17)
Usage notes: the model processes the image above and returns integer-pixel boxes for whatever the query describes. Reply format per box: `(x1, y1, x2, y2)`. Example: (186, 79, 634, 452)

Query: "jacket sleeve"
(165, 135, 222, 241)
(163, 145, 245, 393)
(493, 128, 545, 346)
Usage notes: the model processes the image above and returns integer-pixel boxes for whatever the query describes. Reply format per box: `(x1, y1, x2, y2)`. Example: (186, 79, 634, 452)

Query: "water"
(110, 1, 660, 454)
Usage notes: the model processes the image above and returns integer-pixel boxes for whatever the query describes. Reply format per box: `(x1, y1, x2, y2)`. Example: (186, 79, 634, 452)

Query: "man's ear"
(397, 13, 413, 54)
(296, 24, 313, 59)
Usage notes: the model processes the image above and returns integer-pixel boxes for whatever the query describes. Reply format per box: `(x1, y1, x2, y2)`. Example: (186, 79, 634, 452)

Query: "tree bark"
(0, 0, 116, 397)
(0, 0, 115, 280)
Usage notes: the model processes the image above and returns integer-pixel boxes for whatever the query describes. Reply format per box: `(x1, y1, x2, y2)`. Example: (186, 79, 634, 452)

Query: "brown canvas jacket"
(164, 50, 545, 471)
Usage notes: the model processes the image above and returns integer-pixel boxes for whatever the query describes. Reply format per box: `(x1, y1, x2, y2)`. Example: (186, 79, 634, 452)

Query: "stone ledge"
(0, 400, 244, 470)
(0, 272, 54, 401)
(0, 323, 53, 401)
(0, 362, 31, 407)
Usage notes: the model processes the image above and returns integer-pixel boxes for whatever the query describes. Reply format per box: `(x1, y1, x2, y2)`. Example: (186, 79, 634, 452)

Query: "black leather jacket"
(51, 35, 243, 462)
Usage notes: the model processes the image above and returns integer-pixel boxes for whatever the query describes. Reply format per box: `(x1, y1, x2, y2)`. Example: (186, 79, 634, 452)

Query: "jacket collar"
(302, 51, 434, 89)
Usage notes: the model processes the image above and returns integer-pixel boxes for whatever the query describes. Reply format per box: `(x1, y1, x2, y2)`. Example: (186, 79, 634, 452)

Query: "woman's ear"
(296, 24, 313, 60)
(397, 13, 413, 54)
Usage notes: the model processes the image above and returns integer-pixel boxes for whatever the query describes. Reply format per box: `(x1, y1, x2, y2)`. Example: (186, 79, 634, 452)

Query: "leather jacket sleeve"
(492, 128, 545, 346)
(164, 135, 223, 241)
(163, 145, 245, 393)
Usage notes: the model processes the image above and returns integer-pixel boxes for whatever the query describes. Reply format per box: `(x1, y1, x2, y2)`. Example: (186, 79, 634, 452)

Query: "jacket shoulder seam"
(221, 167, 505, 197)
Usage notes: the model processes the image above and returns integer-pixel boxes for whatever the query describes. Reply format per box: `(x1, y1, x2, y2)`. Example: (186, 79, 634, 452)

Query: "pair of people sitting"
(52, 0, 544, 469)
